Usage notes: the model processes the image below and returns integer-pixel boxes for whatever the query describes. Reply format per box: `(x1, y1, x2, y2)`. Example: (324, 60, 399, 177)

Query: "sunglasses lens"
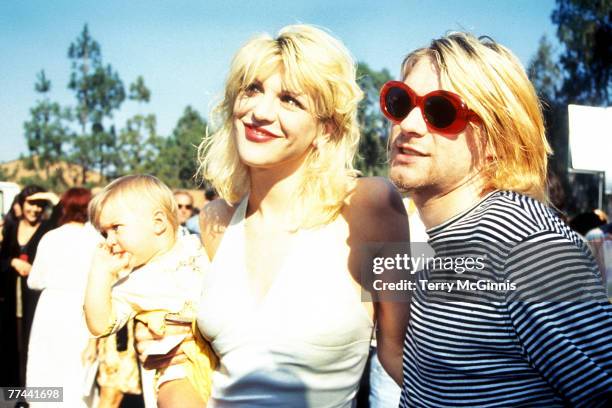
(424, 95, 457, 129)
(385, 87, 413, 121)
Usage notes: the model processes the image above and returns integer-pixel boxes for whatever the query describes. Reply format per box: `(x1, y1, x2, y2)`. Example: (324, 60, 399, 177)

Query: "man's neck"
(412, 178, 489, 230)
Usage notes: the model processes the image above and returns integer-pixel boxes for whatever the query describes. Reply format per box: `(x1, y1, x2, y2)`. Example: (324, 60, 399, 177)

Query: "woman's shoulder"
(199, 198, 239, 260)
(349, 177, 401, 207)
(343, 177, 409, 242)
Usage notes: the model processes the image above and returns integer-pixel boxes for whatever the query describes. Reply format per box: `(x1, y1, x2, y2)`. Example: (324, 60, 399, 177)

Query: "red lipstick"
(244, 124, 281, 143)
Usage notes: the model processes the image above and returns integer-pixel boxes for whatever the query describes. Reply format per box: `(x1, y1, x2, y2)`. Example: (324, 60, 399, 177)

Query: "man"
(185, 188, 218, 237)
(382, 32, 612, 407)
(173, 190, 196, 235)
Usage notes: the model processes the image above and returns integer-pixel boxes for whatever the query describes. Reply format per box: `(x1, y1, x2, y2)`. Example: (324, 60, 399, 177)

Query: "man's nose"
(399, 106, 427, 136)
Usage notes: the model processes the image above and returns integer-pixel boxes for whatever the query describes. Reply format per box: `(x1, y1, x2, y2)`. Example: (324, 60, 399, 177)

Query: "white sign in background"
(568, 104, 612, 194)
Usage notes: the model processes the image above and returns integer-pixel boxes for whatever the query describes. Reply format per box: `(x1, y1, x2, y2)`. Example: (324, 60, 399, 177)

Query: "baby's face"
(98, 199, 158, 268)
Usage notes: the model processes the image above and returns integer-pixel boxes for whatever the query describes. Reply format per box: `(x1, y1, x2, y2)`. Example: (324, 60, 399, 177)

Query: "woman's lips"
(244, 124, 281, 143)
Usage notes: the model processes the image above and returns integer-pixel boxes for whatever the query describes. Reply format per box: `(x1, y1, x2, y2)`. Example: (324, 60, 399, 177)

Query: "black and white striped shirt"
(400, 191, 612, 407)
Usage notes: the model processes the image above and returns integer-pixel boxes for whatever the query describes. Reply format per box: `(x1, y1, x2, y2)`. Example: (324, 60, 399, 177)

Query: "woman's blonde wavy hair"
(401, 32, 551, 202)
(197, 24, 363, 229)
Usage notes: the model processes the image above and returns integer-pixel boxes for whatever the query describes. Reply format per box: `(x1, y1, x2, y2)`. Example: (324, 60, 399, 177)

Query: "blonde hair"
(89, 174, 179, 233)
(198, 24, 363, 229)
(401, 32, 551, 202)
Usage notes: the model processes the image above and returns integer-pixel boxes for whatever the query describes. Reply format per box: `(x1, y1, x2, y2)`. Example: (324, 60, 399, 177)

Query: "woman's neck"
(20, 218, 40, 228)
(248, 160, 306, 221)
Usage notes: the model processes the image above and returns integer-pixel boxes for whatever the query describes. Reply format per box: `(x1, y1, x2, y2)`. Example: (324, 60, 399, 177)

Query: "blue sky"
(0, 0, 559, 163)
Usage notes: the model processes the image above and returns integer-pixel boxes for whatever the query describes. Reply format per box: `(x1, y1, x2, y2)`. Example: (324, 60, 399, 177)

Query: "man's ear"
(152, 209, 169, 235)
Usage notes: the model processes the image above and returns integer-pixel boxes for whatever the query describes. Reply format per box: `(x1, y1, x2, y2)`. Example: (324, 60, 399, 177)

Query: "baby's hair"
(89, 174, 179, 233)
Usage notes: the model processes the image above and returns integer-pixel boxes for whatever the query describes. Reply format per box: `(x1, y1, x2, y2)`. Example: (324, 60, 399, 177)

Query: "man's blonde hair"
(198, 24, 363, 229)
(401, 32, 551, 202)
(89, 174, 179, 233)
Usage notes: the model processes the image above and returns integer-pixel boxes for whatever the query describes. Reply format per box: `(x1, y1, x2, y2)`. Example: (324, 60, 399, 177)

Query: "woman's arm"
(134, 198, 234, 368)
(345, 177, 411, 385)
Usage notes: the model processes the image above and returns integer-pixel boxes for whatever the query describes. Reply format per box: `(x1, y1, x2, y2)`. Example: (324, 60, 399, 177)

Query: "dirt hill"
(0, 157, 102, 187)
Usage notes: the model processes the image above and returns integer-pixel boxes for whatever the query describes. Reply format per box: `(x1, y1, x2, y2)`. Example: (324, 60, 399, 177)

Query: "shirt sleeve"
(504, 230, 612, 406)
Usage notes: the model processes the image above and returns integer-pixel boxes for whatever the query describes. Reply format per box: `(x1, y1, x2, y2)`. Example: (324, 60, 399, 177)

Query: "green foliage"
(129, 76, 151, 103)
(23, 70, 71, 179)
(116, 114, 162, 176)
(552, 0, 612, 105)
(67, 24, 125, 181)
(527, 0, 612, 215)
(355, 62, 393, 176)
(34, 70, 51, 93)
(528, 36, 562, 103)
(155, 106, 207, 189)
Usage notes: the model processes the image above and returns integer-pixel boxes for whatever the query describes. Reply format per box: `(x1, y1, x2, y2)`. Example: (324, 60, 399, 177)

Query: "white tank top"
(197, 197, 373, 407)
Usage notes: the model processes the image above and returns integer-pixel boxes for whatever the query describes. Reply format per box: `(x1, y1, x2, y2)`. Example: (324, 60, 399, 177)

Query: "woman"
(0, 185, 59, 386)
(139, 24, 410, 407)
(26, 187, 100, 407)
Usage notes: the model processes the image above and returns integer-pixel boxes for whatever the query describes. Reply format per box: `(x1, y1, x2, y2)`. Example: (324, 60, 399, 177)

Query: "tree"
(527, 0, 612, 215)
(528, 36, 562, 103)
(116, 114, 161, 175)
(355, 62, 393, 176)
(552, 0, 612, 105)
(156, 106, 207, 189)
(113, 76, 161, 176)
(23, 70, 71, 181)
(527, 35, 567, 174)
(129, 76, 151, 103)
(67, 24, 125, 181)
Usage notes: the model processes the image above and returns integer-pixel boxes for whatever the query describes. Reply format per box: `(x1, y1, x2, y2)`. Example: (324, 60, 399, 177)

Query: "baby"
(84, 175, 215, 408)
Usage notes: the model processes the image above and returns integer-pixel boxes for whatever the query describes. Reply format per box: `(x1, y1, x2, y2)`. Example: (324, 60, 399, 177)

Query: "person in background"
(383, 31, 612, 407)
(1, 195, 23, 244)
(585, 221, 612, 297)
(569, 210, 606, 237)
(174, 190, 197, 236)
(186, 188, 218, 237)
(0, 185, 59, 386)
(26, 187, 99, 407)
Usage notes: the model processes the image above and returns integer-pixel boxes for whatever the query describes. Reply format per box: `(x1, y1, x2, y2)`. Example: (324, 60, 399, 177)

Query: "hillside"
(0, 157, 103, 187)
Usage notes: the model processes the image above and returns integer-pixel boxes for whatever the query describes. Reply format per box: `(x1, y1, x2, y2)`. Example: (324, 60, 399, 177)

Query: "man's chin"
(389, 167, 417, 193)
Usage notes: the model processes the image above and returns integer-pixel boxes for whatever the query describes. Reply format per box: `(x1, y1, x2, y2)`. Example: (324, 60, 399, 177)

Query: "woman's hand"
(134, 318, 192, 370)
(11, 257, 32, 277)
(26, 191, 60, 206)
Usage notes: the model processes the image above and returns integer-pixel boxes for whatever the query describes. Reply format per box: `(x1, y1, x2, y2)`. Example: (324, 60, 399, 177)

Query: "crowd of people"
(1, 24, 611, 408)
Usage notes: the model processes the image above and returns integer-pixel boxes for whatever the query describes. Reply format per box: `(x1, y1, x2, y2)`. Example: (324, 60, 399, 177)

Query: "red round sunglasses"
(379, 81, 479, 135)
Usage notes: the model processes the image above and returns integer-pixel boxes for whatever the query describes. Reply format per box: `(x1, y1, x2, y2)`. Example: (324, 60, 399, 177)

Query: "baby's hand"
(91, 242, 131, 280)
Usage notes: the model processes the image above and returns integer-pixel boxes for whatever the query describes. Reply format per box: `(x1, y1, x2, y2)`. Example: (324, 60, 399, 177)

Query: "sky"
(0, 0, 559, 163)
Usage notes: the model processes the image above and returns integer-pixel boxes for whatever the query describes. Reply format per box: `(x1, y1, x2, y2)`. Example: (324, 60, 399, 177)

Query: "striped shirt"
(400, 191, 612, 407)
